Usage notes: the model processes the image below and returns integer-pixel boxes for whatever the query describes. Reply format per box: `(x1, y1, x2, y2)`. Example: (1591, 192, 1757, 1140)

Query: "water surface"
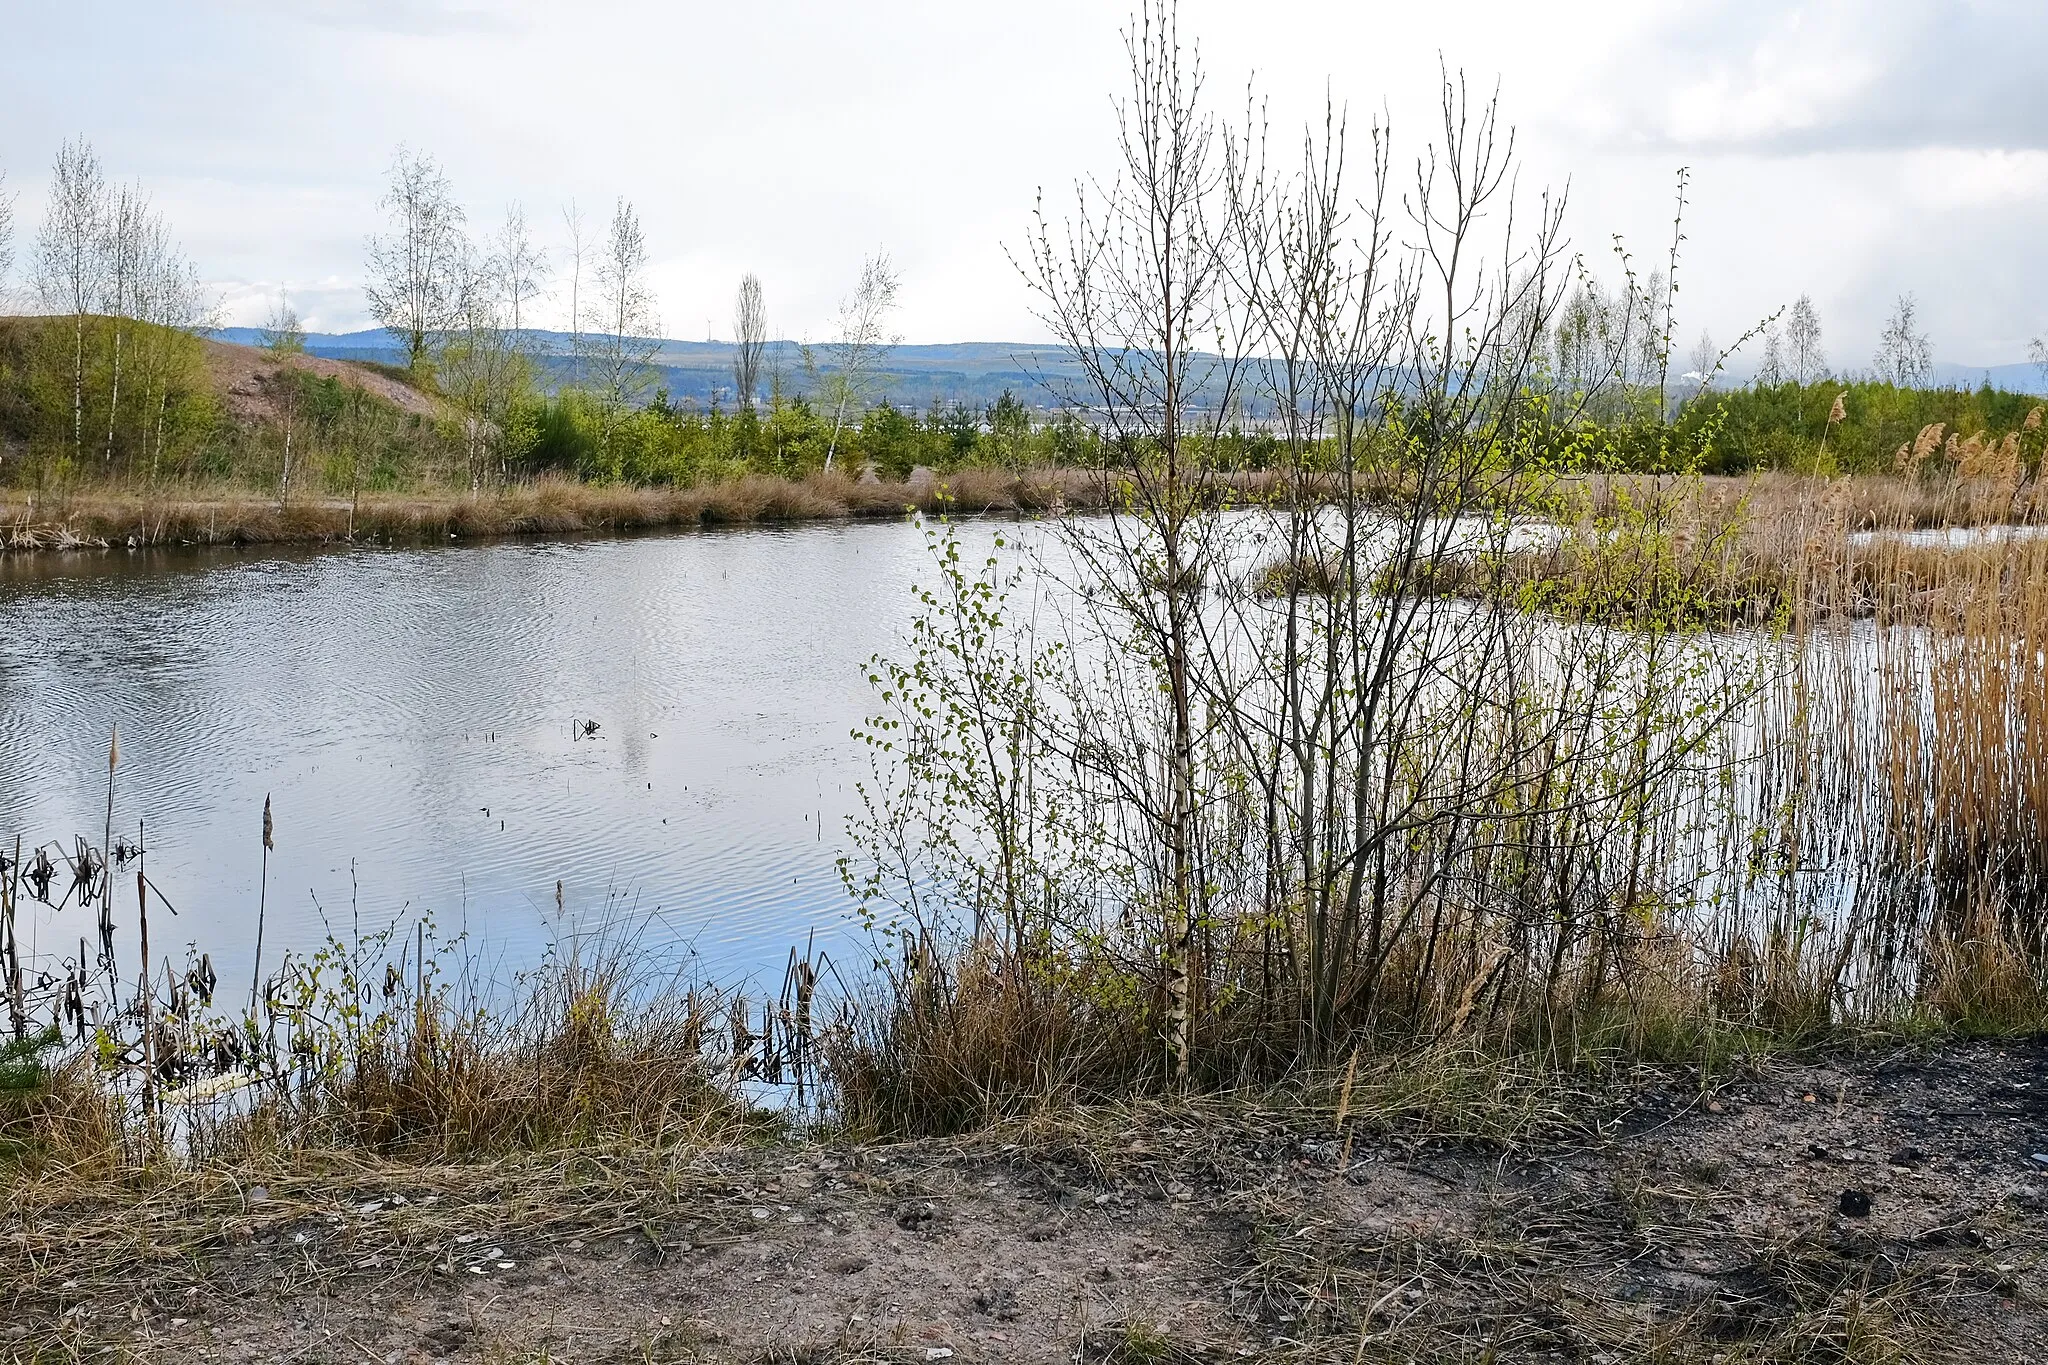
(0, 520, 995, 990)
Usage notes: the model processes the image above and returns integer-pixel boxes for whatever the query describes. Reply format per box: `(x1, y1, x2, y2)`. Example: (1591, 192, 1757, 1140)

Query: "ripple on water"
(0, 521, 990, 987)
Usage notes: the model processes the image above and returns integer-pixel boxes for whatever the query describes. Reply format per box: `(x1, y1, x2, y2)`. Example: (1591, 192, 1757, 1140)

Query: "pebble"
(2029, 1153, 2048, 1168)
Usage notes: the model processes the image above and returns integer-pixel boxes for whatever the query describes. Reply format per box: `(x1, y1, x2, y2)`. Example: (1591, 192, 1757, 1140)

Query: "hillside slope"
(198, 335, 447, 427)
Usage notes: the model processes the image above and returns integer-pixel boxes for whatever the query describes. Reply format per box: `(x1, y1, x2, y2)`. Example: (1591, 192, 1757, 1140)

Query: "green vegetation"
(1569, 378, 2048, 475)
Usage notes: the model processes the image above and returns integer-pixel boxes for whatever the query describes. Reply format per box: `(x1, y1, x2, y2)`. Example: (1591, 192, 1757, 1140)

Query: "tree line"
(1, 131, 2044, 495)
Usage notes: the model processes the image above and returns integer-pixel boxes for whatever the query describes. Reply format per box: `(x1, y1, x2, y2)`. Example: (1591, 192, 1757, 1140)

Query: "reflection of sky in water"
(0, 520, 1027, 992)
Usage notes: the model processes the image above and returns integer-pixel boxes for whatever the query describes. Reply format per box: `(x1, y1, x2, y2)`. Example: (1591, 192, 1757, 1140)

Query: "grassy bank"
(0, 468, 1135, 553)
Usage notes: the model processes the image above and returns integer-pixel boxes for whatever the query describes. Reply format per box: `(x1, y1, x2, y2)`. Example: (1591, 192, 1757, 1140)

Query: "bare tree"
(821, 252, 901, 471)
(1786, 294, 1824, 384)
(35, 138, 107, 457)
(363, 146, 467, 374)
(442, 239, 533, 489)
(1015, 0, 1253, 1079)
(1874, 292, 1932, 388)
(732, 273, 768, 410)
(0, 171, 15, 305)
(1685, 329, 1717, 390)
(1756, 323, 1785, 385)
(131, 208, 211, 480)
(490, 203, 548, 339)
(260, 290, 304, 354)
(1786, 295, 1824, 383)
(99, 184, 146, 462)
(560, 199, 585, 381)
(581, 196, 660, 460)
(848, 1, 1763, 1093)
(264, 292, 305, 504)
(2030, 335, 2045, 389)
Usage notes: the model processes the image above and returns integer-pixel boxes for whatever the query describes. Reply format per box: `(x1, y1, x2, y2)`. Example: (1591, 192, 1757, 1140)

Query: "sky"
(0, 0, 2043, 371)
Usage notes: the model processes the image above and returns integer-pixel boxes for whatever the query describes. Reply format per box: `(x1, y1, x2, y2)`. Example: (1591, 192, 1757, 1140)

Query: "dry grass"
(0, 469, 1135, 554)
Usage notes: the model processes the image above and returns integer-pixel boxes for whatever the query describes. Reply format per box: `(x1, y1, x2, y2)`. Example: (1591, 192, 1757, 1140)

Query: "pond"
(0, 518, 1008, 996)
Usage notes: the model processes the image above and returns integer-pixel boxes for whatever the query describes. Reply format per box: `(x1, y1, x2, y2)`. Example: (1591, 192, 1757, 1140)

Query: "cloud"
(1572, 0, 2048, 155)
(241, 0, 520, 37)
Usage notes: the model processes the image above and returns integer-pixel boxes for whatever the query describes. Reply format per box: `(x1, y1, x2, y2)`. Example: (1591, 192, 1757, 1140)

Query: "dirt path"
(9, 1040, 2046, 1363)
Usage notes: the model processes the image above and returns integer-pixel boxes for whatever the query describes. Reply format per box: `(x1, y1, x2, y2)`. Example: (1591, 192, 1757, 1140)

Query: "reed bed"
(815, 459, 2048, 1136)
(7, 460, 2048, 1167)
(0, 467, 1290, 555)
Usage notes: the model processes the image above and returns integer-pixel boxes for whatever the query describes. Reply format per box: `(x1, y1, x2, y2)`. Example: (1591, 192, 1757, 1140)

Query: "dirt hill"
(198, 335, 448, 427)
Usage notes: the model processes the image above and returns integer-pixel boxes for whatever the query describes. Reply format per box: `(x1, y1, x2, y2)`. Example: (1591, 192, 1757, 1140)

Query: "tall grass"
(8, 462, 2048, 1161)
(821, 459, 2048, 1135)
(0, 900, 781, 1178)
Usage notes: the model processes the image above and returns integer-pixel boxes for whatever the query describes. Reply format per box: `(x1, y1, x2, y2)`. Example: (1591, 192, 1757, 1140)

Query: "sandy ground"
(200, 339, 447, 425)
(8, 1039, 2046, 1363)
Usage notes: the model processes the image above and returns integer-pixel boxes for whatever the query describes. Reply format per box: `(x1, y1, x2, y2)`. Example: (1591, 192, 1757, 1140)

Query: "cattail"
(252, 793, 273, 1011)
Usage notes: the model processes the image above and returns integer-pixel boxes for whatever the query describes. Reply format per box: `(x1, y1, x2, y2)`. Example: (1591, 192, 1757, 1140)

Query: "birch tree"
(0, 171, 15, 303)
(99, 184, 146, 463)
(1874, 293, 1932, 388)
(560, 199, 585, 383)
(491, 203, 548, 339)
(34, 138, 106, 458)
(363, 146, 466, 374)
(441, 241, 533, 489)
(581, 197, 660, 464)
(1786, 294, 1824, 384)
(264, 292, 305, 503)
(821, 252, 901, 471)
(732, 273, 767, 410)
(131, 218, 210, 479)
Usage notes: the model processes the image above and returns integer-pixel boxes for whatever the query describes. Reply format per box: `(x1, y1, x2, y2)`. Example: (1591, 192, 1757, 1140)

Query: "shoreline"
(0, 469, 1130, 556)
(3, 468, 2038, 561)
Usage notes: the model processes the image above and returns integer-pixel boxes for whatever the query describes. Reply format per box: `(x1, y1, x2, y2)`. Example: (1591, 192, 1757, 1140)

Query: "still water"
(0, 518, 1000, 991)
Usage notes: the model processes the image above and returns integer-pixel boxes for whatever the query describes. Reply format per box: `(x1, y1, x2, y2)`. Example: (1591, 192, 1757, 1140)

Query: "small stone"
(923, 1350, 954, 1361)
(2029, 1153, 2048, 1169)
(1838, 1189, 1872, 1218)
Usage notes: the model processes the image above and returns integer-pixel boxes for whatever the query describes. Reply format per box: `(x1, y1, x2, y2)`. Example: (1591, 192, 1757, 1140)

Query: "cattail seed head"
(262, 795, 274, 852)
(108, 724, 119, 771)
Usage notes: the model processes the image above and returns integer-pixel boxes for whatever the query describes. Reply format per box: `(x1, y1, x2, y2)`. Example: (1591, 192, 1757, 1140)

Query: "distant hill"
(212, 327, 2048, 408)
(1928, 362, 2048, 395)
(209, 328, 1090, 410)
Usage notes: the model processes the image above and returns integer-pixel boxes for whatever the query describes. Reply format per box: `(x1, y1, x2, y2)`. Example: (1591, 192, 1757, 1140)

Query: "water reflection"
(0, 521, 1007, 990)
